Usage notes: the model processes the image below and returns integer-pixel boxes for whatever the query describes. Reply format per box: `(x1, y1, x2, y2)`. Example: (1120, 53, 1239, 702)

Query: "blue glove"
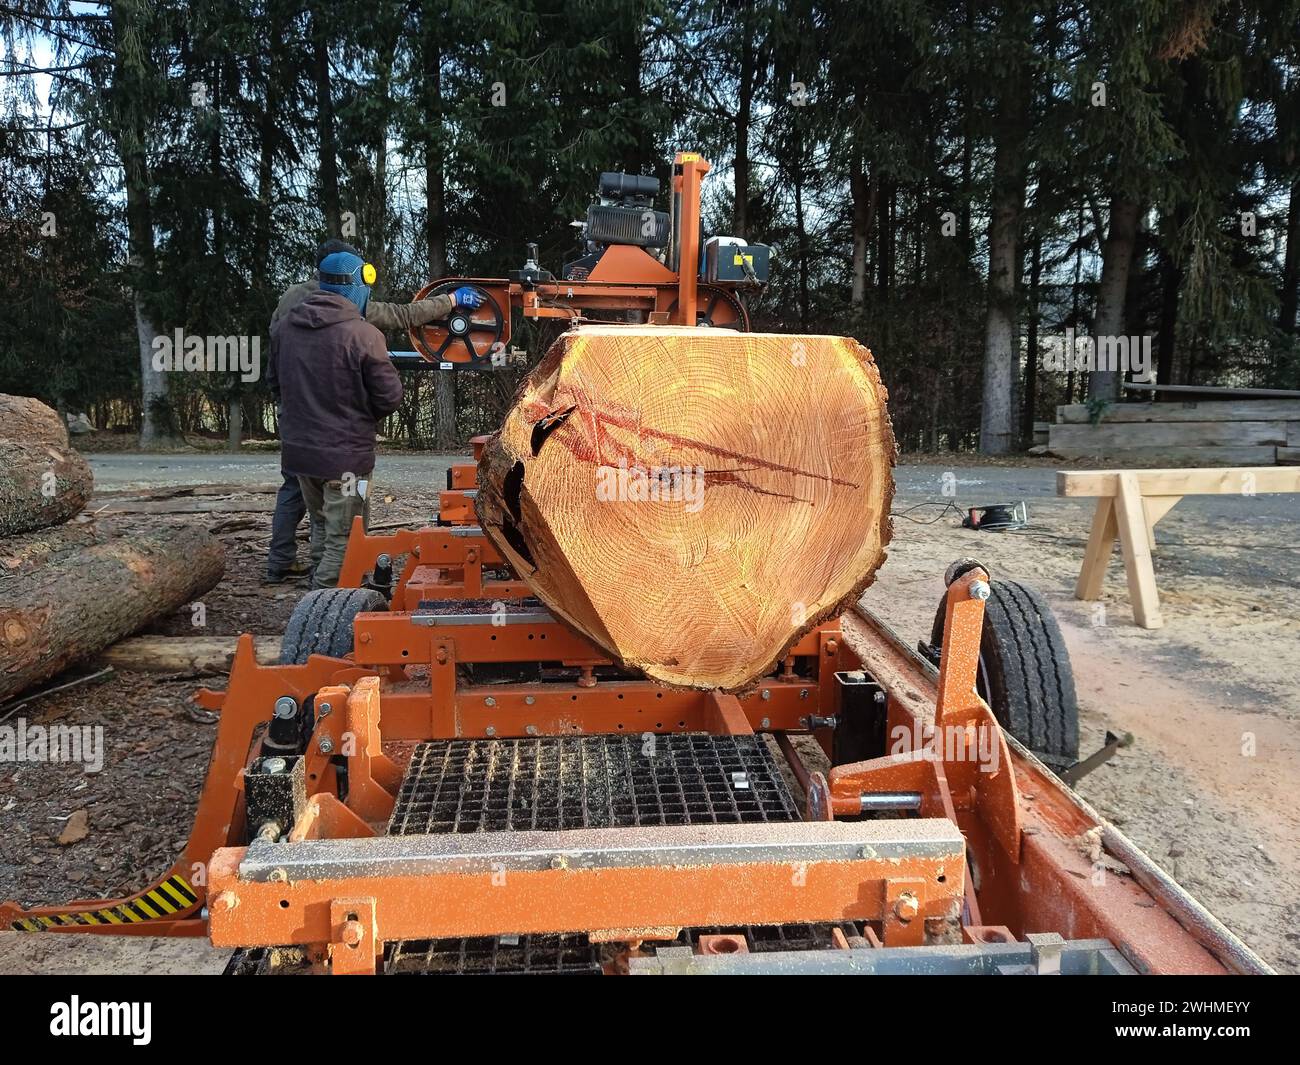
(453, 286, 484, 309)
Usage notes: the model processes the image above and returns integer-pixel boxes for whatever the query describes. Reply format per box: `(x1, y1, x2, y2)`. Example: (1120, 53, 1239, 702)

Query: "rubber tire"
(929, 579, 1079, 770)
(279, 587, 388, 665)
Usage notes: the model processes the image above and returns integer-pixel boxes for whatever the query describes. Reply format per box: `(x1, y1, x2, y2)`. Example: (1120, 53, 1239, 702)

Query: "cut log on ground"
(476, 325, 896, 690)
(0, 439, 94, 536)
(99, 634, 282, 673)
(0, 393, 69, 447)
(0, 523, 226, 702)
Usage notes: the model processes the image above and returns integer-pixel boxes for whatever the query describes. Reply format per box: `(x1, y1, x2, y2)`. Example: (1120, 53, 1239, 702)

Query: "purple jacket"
(269, 292, 403, 480)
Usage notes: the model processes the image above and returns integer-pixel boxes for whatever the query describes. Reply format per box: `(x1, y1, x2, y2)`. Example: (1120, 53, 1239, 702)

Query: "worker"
(269, 249, 481, 588)
(264, 239, 482, 582)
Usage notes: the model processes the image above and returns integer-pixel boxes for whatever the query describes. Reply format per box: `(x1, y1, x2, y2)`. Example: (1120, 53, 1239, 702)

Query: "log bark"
(476, 326, 896, 690)
(0, 523, 226, 702)
(0, 394, 69, 447)
(0, 439, 94, 536)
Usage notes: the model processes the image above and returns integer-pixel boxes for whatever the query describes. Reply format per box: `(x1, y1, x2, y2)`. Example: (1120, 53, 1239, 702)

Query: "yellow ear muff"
(362, 263, 377, 285)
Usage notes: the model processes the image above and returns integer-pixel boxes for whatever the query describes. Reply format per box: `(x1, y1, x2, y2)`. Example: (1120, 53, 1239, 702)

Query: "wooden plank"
(1279, 447, 1300, 466)
(1058, 466, 1300, 498)
(1049, 421, 1287, 447)
(1123, 383, 1300, 399)
(1075, 497, 1117, 601)
(1056, 401, 1300, 424)
(1113, 472, 1163, 629)
(1049, 445, 1277, 467)
(99, 635, 283, 672)
(94, 497, 278, 515)
(1288, 423, 1300, 447)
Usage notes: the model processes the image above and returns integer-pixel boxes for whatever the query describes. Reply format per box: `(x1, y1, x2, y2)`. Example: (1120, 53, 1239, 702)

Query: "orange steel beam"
(672, 152, 710, 325)
(206, 819, 966, 953)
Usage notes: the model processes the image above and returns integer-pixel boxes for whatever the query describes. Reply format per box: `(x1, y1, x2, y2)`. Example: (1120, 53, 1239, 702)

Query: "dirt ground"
(1, 463, 1297, 974)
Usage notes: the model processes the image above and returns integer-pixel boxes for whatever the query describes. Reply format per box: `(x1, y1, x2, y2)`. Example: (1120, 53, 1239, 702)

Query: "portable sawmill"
(0, 152, 1268, 975)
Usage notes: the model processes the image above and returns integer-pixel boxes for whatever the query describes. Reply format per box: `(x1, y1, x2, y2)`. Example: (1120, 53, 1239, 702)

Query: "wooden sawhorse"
(1057, 467, 1300, 629)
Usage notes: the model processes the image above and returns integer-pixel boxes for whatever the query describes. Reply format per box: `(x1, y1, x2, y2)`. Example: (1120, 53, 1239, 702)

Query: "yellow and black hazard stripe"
(9, 874, 197, 932)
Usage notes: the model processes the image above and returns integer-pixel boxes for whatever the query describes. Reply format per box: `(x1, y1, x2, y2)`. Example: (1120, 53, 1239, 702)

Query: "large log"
(0, 439, 95, 536)
(0, 393, 69, 447)
(477, 325, 895, 690)
(0, 522, 226, 702)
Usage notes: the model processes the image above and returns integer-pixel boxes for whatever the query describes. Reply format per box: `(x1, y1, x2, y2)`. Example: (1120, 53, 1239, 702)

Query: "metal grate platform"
(385, 934, 602, 975)
(386, 734, 801, 835)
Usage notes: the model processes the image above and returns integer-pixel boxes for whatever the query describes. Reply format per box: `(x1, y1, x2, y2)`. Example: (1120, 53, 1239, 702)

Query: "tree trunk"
(1156, 213, 1183, 389)
(226, 395, 242, 452)
(434, 371, 457, 448)
(1281, 176, 1299, 336)
(312, 11, 341, 236)
(0, 440, 93, 536)
(849, 83, 877, 308)
(733, 9, 754, 240)
(793, 153, 810, 329)
(1088, 196, 1142, 402)
(109, 1, 174, 449)
(1020, 234, 1042, 445)
(421, 18, 454, 446)
(979, 135, 1026, 454)
(475, 326, 896, 691)
(0, 523, 225, 702)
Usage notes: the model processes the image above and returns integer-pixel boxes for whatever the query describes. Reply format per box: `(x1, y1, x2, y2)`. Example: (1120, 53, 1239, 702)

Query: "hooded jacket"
(269, 291, 403, 480)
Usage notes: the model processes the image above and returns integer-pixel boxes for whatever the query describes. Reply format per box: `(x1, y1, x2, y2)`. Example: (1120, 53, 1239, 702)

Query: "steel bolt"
(485, 726, 497, 737)
(262, 756, 287, 775)
(525, 696, 536, 705)
(761, 689, 771, 701)
(969, 580, 991, 601)
(485, 696, 497, 707)
(893, 892, 919, 922)
(273, 697, 297, 719)
(525, 725, 539, 736)
(799, 689, 809, 699)
(318, 737, 334, 755)
(550, 855, 569, 870)
(341, 920, 366, 948)
(318, 701, 332, 717)
(210, 891, 238, 914)
(760, 717, 771, 730)
(267, 867, 287, 882)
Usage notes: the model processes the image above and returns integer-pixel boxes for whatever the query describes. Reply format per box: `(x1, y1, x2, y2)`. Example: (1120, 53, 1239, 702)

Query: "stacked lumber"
(477, 325, 896, 691)
(1048, 399, 1300, 466)
(0, 394, 226, 702)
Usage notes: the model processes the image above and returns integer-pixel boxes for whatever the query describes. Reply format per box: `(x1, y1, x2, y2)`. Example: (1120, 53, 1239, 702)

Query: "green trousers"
(297, 475, 371, 589)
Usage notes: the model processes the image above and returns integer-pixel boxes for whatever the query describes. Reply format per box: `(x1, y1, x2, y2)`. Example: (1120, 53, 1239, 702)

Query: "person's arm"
(365, 293, 455, 334)
(359, 328, 404, 419)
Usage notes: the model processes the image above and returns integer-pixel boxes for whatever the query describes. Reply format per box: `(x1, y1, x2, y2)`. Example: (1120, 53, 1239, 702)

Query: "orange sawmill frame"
(0, 151, 1270, 974)
(406, 153, 748, 367)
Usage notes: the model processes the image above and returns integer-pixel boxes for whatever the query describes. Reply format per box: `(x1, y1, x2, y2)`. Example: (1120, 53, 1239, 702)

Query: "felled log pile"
(0, 394, 226, 702)
(476, 326, 896, 690)
(0, 395, 94, 536)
